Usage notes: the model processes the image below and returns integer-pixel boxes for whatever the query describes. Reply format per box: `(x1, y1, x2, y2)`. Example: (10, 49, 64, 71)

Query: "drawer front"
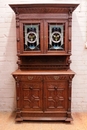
(17, 75, 42, 81)
(45, 75, 69, 81)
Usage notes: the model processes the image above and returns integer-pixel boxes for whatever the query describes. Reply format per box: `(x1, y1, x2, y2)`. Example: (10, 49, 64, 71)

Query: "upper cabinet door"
(20, 20, 44, 55)
(44, 20, 68, 55)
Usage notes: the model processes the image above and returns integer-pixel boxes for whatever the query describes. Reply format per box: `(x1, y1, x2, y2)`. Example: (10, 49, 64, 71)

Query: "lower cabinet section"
(13, 70, 75, 122)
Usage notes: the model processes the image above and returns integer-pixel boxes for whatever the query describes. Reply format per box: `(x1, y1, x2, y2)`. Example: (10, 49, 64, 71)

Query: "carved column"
(66, 75, 73, 121)
(15, 76, 22, 121)
(16, 10, 20, 55)
(68, 8, 73, 55)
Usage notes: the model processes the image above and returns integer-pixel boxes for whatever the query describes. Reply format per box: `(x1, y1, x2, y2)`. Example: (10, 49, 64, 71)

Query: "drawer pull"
(28, 76, 33, 80)
(54, 76, 59, 80)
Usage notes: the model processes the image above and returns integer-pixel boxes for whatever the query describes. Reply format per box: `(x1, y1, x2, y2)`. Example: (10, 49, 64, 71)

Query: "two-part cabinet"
(10, 4, 78, 122)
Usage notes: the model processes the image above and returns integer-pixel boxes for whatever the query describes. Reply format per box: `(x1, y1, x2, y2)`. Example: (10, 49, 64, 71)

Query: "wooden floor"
(0, 112, 87, 130)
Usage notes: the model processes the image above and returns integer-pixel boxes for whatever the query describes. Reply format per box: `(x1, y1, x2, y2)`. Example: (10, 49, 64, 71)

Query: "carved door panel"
(44, 81, 68, 112)
(21, 81, 43, 112)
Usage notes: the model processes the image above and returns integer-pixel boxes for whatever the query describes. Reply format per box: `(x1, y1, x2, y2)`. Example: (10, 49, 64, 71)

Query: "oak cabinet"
(10, 4, 78, 122)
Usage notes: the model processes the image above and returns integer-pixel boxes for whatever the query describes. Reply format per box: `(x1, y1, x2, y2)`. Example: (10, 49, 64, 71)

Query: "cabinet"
(19, 19, 68, 55)
(13, 70, 75, 121)
(10, 4, 78, 122)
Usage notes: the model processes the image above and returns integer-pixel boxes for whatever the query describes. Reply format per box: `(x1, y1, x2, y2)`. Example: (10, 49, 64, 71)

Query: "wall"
(0, 0, 87, 112)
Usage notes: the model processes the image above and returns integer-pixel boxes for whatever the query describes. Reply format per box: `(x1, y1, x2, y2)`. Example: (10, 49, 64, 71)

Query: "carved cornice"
(9, 4, 79, 14)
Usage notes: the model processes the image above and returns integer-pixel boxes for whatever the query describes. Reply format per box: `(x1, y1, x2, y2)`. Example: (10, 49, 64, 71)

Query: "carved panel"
(45, 81, 68, 111)
(21, 82, 43, 111)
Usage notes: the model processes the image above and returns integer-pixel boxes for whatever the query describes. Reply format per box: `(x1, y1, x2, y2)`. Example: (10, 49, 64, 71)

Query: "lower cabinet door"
(20, 81, 43, 112)
(44, 81, 68, 112)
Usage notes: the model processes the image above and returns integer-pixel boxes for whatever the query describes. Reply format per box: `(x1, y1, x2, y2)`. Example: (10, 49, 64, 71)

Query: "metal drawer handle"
(28, 76, 33, 80)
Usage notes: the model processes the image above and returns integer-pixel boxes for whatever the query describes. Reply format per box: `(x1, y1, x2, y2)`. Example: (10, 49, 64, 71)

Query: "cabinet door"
(20, 81, 43, 112)
(20, 20, 44, 55)
(44, 81, 68, 112)
(44, 20, 68, 55)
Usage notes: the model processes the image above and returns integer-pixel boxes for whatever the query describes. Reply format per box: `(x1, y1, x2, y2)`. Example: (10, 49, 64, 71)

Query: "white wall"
(0, 0, 87, 112)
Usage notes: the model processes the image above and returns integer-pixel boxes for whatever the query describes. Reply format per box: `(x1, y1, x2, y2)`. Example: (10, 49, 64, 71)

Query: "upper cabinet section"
(9, 4, 79, 56)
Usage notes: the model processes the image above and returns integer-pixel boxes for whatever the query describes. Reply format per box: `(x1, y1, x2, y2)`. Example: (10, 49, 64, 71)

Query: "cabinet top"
(9, 3, 79, 14)
(12, 69, 75, 76)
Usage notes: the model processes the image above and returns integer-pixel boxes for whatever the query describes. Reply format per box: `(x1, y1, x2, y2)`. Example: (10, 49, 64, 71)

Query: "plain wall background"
(0, 0, 87, 112)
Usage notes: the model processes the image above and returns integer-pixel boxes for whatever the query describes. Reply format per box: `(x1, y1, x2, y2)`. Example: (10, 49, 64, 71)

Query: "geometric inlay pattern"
(45, 82, 67, 111)
(21, 82, 43, 111)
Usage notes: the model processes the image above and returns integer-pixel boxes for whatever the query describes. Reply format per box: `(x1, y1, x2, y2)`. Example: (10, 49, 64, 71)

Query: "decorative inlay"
(54, 76, 59, 80)
(45, 75, 69, 80)
(28, 76, 33, 80)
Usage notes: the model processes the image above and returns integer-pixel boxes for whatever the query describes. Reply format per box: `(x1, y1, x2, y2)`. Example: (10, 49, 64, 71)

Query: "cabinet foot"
(16, 116, 23, 122)
(65, 116, 73, 123)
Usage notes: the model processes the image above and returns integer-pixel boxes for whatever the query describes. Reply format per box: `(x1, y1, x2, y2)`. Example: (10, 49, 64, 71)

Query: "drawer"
(45, 75, 69, 81)
(17, 75, 42, 81)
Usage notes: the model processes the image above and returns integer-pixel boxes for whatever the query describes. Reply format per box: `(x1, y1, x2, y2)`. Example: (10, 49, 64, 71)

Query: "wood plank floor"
(0, 112, 87, 130)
